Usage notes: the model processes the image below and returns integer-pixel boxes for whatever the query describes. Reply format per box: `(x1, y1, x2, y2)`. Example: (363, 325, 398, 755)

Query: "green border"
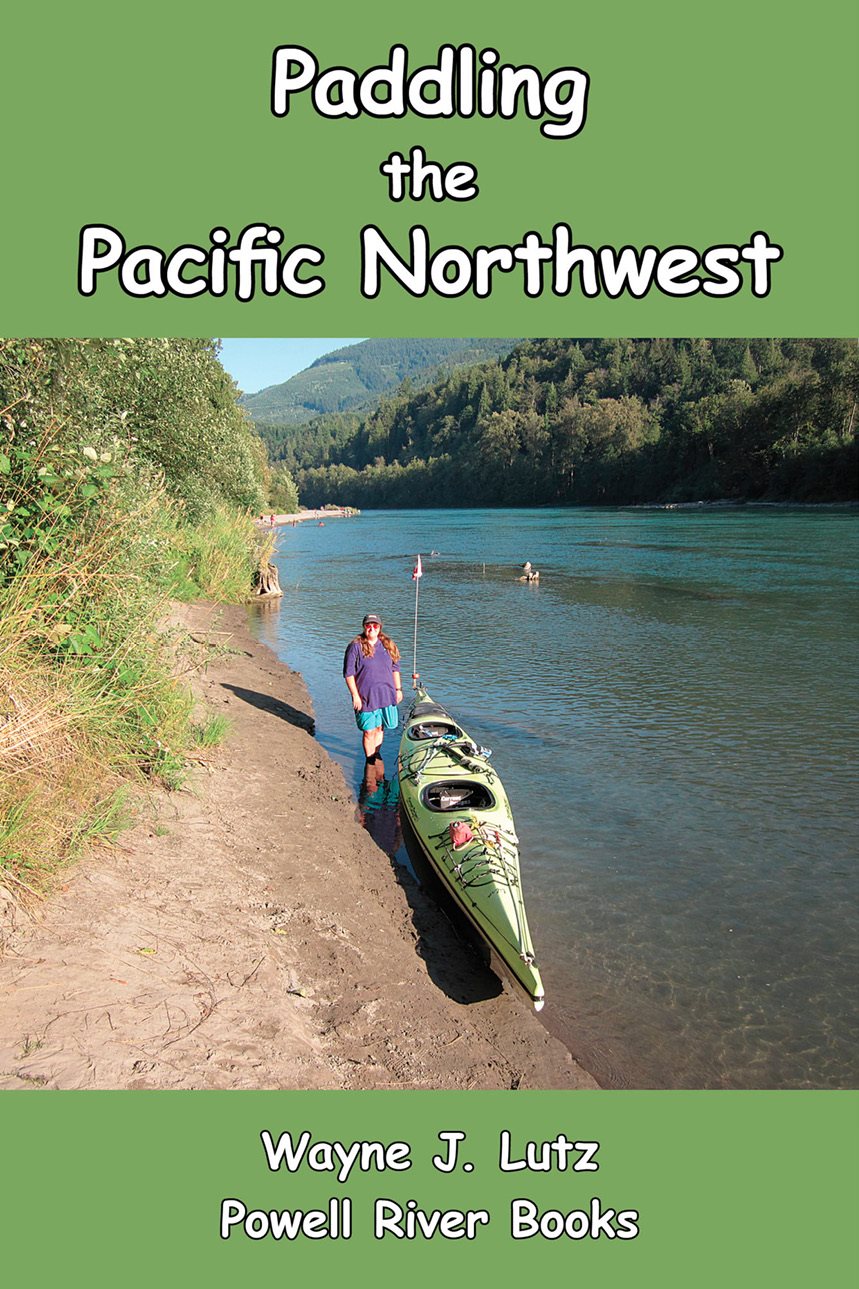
(1, 1092, 856, 1284)
(1, 3, 856, 1283)
(1, 1, 857, 334)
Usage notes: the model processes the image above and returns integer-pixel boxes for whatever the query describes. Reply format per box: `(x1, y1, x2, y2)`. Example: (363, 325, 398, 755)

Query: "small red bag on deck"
(450, 821, 474, 850)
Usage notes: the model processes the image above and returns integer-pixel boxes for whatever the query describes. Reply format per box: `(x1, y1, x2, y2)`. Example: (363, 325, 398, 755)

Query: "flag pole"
(412, 553, 422, 689)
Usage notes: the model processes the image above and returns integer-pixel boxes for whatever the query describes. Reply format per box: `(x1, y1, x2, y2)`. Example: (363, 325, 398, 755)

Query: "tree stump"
(254, 561, 283, 598)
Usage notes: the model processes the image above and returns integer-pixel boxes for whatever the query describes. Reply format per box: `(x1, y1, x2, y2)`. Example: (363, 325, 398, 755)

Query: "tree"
(2, 339, 268, 520)
(269, 464, 300, 513)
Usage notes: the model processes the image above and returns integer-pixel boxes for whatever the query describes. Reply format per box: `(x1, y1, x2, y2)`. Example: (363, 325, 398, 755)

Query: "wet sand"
(0, 603, 597, 1090)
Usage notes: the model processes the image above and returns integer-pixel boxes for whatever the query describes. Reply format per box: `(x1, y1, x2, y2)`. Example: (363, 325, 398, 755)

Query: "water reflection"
(356, 760, 403, 859)
(247, 593, 283, 648)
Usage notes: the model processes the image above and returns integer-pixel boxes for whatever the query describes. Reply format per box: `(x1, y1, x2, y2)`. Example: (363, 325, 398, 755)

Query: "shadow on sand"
(356, 758, 504, 1007)
(221, 683, 315, 734)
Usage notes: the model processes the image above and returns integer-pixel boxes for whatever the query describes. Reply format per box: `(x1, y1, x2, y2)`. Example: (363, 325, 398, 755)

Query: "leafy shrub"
(0, 427, 117, 582)
(0, 337, 272, 900)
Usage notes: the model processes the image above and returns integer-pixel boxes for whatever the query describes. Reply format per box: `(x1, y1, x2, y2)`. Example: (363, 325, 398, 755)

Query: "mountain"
(240, 338, 518, 425)
(292, 338, 858, 507)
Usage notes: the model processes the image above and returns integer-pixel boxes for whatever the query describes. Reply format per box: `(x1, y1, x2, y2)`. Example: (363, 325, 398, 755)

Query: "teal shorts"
(355, 705, 399, 732)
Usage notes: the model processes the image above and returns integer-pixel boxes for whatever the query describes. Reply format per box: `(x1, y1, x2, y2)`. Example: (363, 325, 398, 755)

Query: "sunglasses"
(364, 623, 381, 630)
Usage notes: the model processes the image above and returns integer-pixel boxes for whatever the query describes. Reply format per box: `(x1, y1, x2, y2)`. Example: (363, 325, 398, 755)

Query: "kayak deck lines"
(400, 735, 497, 785)
(427, 823, 522, 893)
(426, 826, 534, 963)
(398, 687, 545, 1009)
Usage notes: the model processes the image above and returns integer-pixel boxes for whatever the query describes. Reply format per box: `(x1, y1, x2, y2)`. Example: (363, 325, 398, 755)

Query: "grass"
(68, 787, 132, 854)
(0, 485, 264, 907)
(169, 507, 261, 603)
(193, 713, 233, 747)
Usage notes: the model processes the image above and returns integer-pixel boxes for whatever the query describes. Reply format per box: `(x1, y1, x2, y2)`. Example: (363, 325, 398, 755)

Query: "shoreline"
(258, 509, 360, 527)
(262, 501, 856, 525)
(0, 602, 597, 1090)
(630, 499, 858, 510)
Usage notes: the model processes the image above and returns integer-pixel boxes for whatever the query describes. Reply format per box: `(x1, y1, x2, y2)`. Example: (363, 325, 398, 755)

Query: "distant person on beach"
(519, 561, 540, 582)
(343, 614, 403, 764)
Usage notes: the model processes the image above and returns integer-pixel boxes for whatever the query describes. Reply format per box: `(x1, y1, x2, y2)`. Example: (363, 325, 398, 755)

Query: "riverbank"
(257, 509, 360, 526)
(0, 602, 596, 1090)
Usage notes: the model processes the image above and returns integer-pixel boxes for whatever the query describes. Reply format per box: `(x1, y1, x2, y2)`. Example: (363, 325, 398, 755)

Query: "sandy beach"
(258, 510, 358, 526)
(0, 603, 597, 1090)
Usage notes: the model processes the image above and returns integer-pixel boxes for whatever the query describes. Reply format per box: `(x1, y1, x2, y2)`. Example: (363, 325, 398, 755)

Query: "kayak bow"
(398, 688, 545, 1010)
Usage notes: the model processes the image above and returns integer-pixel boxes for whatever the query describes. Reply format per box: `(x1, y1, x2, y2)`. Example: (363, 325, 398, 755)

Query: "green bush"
(0, 337, 273, 899)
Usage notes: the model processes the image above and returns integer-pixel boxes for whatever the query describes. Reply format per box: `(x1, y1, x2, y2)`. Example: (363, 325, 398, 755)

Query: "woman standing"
(343, 613, 403, 763)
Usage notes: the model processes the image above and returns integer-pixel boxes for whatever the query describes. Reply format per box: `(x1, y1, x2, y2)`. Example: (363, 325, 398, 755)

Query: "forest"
(257, 339, 858, 508)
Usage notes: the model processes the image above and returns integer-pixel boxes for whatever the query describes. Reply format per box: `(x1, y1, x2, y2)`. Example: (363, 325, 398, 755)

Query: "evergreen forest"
(255, 339, 858, 508)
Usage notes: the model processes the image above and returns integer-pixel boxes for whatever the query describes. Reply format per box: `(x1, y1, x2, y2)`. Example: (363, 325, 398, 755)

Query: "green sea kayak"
(397, 688, 545, 1010)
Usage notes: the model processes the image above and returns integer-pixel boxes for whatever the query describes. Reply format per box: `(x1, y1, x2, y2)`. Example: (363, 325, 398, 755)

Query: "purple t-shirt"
(343, 639, 400, 712)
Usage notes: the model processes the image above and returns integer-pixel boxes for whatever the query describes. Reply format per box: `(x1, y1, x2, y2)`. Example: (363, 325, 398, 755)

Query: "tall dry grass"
(0, 481, 263, 906)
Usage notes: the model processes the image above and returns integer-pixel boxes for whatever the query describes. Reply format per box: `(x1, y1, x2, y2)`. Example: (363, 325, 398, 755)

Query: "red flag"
(412, 554, 423, 580)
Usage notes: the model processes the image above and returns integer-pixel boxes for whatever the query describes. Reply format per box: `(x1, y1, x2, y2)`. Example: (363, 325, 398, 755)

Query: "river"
(247, 506, 858, 1089)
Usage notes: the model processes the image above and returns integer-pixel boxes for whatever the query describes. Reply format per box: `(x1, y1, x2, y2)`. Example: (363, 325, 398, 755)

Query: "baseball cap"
(362, 613, 382, 626)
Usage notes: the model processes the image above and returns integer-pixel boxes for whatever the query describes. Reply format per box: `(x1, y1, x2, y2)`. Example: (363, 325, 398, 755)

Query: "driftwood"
(253, 529, 283, 599)
(254, 561, 283, 598)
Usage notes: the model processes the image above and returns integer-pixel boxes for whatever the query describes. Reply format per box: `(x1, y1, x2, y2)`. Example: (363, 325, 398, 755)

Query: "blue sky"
(217, 338, 366, 395)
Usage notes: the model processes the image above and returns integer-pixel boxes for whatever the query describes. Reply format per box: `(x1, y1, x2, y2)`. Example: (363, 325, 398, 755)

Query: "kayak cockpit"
(420, 781, 496, 812)
(407, 720, 463, 741)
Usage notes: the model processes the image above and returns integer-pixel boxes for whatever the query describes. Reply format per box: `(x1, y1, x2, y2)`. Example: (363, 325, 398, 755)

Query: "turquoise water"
(247, 507, 859, 1088)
